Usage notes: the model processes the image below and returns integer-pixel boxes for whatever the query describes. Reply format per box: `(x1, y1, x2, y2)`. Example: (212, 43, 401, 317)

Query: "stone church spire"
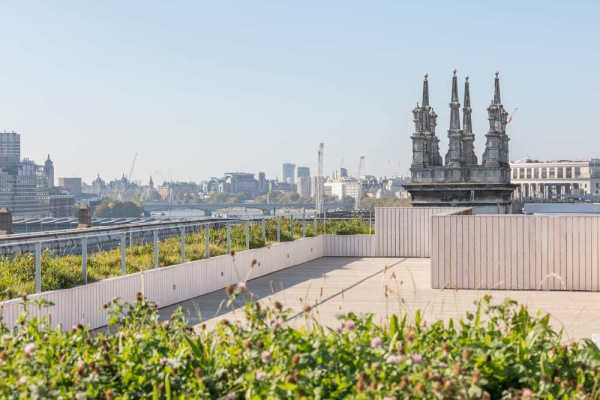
(445, 70, 463, 168)
(411, 74, 442, 168)
(493, 72, 502, 105)
(422, 73, 430, 107)
(482, 72, 510, 171)
(461, 77, 477, 165)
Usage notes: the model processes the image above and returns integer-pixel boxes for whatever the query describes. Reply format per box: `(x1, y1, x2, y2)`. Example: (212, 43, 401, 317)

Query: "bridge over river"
(142, 201, 342, 215)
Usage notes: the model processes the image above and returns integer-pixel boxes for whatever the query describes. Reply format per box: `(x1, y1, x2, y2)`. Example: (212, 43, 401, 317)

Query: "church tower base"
(405, 182, 517, 214)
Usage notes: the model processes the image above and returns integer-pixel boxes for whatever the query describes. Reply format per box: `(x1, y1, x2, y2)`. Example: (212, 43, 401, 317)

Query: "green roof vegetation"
(0, 218, 372, 301)
(0, 294, 598, 398)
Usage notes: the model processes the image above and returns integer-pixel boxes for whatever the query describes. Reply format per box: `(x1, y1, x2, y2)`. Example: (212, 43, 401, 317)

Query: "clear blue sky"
(1, 1, 598, 184)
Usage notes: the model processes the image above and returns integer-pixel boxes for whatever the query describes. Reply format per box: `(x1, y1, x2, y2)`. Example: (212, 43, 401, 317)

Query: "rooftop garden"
(0, 218, 372, 301)
(0, 294, 598, 398)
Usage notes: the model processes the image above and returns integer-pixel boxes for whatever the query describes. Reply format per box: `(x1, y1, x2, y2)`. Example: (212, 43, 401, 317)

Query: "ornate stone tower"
(461, 77, 478, 165)
(411, 74, 442, 168)
(405, 71, 516, 213)
(482, 72, 510, 168)
(444, 70, 463, 168)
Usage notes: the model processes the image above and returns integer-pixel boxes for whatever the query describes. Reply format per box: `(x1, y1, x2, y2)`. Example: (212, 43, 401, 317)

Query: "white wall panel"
(431, 214, 600, 291)
(0, 237, 326, 331)
(374, 207, 470, 257)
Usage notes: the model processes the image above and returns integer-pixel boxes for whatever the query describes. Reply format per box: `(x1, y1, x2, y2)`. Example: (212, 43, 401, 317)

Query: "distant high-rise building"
(257, 171, 267, 193)
(58, 177, 83, 196)
(324, 178, 361, 209)
(0, 132, 20, 170)
(0, 132, 49, 216)
(297, 176, 312, 198)
(282, 163, 296, 184)
(44, 154, 54, 188)
(223, 172, 259, 195)
(296, 166, 310, 179)
(337, 167, 348, 178)
(295, 166, 311, 197)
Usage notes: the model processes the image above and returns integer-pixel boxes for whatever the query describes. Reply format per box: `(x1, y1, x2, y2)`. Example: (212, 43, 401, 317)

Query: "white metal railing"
(0, 216, 372, 298)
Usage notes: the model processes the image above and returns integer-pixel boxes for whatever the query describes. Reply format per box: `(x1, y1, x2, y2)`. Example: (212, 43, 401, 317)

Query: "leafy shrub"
(0, 295, 598, 398)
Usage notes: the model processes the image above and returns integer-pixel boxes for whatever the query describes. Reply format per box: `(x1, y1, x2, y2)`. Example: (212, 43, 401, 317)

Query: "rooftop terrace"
(160, 257, 600, 340)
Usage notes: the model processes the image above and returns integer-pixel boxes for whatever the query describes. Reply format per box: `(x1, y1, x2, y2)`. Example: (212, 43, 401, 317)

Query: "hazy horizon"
(1, 1, 599, 184)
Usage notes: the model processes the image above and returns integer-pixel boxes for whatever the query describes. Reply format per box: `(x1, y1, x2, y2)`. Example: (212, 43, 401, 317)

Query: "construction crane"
(315, 143, 324, 214)
(357, 156, 365, 179)
(356, 156, 365, 210)
(128, 153, 138, 182)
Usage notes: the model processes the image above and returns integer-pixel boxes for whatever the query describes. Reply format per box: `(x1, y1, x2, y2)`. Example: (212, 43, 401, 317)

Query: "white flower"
(75, 392, 87, 400)
(168, 358, 182, 369)
(18, 376, 27, 385)
(261, 350, 272, 363)
(411, 353, 423, 365)
(23, 342, 36, 356)
(255, 370, 267, 380)
(385, 354, 402, 365)
(370, 337, 382, 349)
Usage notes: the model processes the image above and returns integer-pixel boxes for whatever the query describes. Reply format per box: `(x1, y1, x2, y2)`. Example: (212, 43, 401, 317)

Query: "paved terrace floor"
(158, 257, 600, 340)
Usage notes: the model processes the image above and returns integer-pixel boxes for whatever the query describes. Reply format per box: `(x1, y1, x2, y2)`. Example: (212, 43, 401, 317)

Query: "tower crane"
(357, 156, 365, 209)
(128, 153, 138, 182)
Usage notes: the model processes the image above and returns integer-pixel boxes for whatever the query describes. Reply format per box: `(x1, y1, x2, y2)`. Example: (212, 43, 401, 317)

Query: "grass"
(0, 218, 372, 301)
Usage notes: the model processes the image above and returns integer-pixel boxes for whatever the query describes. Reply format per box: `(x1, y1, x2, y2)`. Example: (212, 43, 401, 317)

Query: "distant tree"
(94, 200, 143, 218)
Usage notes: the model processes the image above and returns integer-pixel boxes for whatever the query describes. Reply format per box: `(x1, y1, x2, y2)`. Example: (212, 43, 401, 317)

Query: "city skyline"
(1, 2, 599, 182)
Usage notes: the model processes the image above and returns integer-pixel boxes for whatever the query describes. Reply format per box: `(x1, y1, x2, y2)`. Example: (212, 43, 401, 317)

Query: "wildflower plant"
(0, 294, 597, 398)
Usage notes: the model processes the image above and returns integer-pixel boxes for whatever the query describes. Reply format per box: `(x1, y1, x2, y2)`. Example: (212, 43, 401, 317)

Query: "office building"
(49, 194, 75, 217)
(282, 163, 296, 184)
(296, 166, 310, 179)
(324, 178, 361, 208)
(336, 167, 348, 179)
(296, 176, 312, 198)
(58, 177, 83, 196)
(295, 167, 310, 197)
(511, 159, 600, 200)
(223, 172, 258, 195)
(257, 171, 268, 194)
(0, 132, 20, 170)
(0, 133, 50, 217)
(44, 154, 54, 188)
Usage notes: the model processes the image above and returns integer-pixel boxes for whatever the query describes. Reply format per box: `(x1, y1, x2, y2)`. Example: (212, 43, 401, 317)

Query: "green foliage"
(205, 192, 249, 204)
(0, 295, 598, 398)
(254, 191, 302, 204)
(94, 199, 144, 218)
(0, 218, 371, 300)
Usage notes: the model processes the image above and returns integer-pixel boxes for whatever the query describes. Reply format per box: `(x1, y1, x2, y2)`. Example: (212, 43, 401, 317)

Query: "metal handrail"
(0, 216, 370, 297)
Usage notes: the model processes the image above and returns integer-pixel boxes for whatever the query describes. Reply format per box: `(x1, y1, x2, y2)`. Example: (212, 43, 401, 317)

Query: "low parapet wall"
(431, 214, 600, 291)
(374, 207, 471, 257)
(0, 237, 324, 330)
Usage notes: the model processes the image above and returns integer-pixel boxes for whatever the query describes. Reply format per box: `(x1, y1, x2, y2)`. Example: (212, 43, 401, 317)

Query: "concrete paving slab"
(158, 257, 600, 340)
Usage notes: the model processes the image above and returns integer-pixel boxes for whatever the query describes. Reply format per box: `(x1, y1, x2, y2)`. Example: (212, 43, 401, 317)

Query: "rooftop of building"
(511, 158, 600, 165)
(160, 256, 600, 340)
